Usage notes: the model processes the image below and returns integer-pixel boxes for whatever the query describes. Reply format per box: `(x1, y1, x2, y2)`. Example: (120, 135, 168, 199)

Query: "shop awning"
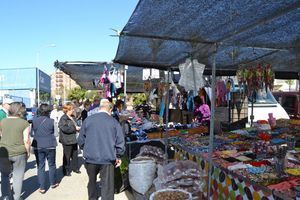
(54, 61, 145, 92)
(114, 0, 300, 79)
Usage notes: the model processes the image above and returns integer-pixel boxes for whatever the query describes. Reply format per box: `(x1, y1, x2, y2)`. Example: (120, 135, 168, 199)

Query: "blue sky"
(0, 1, 138, 75)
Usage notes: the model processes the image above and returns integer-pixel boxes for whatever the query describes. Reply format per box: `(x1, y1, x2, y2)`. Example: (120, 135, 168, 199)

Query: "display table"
(169, 120, 300, 200)
(126, 126, 208, 160)
(173, 146, 276, 200)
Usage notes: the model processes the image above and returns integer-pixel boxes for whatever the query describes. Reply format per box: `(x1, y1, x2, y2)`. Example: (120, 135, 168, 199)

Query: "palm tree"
(285, 80, 294, 91)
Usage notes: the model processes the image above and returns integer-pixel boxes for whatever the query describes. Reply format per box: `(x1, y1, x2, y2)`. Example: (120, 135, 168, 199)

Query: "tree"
(132, 93, 147, 107)
(67, 87, 86, 102)
(85, 90, 100, 100)
(40, 92, 50, 103)
(285, 80, 294, 91)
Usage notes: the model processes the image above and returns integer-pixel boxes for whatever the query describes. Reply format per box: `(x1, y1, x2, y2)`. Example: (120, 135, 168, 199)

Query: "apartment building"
(51, 70, 79, 101)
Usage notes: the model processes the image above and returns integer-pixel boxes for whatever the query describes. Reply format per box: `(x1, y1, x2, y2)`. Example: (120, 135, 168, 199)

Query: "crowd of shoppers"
(0, 97, 125, 200)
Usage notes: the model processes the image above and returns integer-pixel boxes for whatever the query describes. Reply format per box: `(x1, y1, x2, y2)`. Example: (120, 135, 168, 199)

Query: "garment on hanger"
(216, 80, 226, 106)
(100, 66, 111, 98)
(187, 91, 194, 112)
(225, 78, 234, 101)
(178, 58, 205, 92)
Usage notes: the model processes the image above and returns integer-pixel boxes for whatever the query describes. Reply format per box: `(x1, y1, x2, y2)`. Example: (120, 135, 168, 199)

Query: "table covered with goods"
(126, 124, 209, 199)
(169, 119, 300, 199)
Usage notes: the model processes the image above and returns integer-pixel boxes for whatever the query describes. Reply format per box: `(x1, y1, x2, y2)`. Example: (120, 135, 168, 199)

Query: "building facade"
(51, 70, 79, 102)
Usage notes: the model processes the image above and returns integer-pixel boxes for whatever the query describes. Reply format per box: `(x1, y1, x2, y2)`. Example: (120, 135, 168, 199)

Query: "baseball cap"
(2, 98, 14, 105)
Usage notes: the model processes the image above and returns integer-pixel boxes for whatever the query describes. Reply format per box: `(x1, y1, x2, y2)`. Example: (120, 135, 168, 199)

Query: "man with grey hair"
(0, 98, 13, 123)
(78, 99, 125, 200)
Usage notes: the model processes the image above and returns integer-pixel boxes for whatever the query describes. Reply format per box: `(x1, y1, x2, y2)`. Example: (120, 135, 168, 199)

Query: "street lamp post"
(36, 44, 56, 106)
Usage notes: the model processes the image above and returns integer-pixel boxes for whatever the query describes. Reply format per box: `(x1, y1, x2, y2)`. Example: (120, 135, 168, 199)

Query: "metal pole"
(250, 91, 255, 127)
(35, 44, 56, 106)
(298, 72, 300, 93)
(191, 56, 197, 95)
(124, 65, 128, 103)
(37, 68, 40, 106)
(164, 69, 171, 164)
(207, 43, 217, 198)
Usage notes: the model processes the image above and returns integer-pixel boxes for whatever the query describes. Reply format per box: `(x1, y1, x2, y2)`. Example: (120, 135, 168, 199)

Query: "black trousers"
(62, 144, 78, 174)
(85, 162, 114, 200)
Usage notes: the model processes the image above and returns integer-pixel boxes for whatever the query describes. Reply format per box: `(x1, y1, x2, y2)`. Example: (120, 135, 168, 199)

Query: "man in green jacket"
(0, 97, 13, 197)
(0, 98, 13, 122)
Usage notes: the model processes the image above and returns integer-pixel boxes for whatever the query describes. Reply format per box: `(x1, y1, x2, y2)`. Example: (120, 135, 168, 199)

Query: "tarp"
(54, 61, 146, 92)
(114, 0, 300, 79)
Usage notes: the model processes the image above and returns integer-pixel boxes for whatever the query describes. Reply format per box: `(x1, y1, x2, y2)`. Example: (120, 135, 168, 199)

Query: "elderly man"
(0, 97, 13, 198)
(0, 98, 13, 122)
(78, 99, 125, 200)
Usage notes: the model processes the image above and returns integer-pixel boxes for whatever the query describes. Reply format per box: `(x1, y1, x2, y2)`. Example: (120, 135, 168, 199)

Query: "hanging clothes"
(216, 80, 226, 106)
(100, 66, 111, 98)
(187, 91, 194, 112)
(108, 68, 123, 89)
(178, 58, 205, 93)
(225, 78, 234, 101)
(159, 98, 165, 118)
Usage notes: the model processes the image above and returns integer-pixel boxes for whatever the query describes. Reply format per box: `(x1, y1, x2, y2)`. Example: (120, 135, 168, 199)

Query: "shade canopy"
(54, 61, 145, 92)
(114, 0, 300, 79)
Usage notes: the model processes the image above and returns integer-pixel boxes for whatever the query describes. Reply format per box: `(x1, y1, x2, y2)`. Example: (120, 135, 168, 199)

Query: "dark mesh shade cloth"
(114, 0, 300, 79)
(54, 61, 145, 92)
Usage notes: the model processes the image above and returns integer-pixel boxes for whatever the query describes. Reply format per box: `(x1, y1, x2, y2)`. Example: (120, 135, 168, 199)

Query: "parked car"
(273, 91, 300, 119)
(26, 107, 37, 123)
(248, 89, 289, 122)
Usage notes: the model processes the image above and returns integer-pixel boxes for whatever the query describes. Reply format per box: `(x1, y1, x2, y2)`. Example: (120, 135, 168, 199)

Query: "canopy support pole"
(298, 72, 300, 93)
(191, 55, 197, 95)
(124, 65, 128, 103)
(207, 43, 217, 198)
(250, 92, 255, 127)
(164, 69, 171, 164)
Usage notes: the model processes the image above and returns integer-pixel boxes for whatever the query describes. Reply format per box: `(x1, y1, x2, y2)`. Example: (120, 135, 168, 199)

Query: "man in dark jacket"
(78, 99, 125, 200)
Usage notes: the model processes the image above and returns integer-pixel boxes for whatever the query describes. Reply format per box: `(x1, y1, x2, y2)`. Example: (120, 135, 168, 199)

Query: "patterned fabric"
(173, 147, 274, 200)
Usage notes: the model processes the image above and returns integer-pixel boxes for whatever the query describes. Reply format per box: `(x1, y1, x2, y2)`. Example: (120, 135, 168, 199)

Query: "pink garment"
(200, 104, 210, 120)
(194, 104, 211, 123)
(100, 67, 111, 98)
(216, 80, 226, 104)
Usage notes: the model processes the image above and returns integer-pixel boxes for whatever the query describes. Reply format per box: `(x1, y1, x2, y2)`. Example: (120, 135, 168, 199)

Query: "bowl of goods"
(150, 189, 192, 200)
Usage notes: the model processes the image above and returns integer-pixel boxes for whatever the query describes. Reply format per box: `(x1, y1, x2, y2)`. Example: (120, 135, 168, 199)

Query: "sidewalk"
(19, 144, 133, 200)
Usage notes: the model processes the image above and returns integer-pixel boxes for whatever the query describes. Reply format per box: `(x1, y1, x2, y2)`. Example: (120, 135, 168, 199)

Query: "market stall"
(170, 119, 300, 199)
(113, 0, 300, 199)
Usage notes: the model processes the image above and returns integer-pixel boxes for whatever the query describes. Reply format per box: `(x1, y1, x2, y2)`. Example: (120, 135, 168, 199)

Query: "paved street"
(1, 143, 133, 200)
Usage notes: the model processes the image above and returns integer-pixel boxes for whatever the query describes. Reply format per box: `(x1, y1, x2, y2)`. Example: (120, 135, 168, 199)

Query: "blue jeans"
(35, 148, 57, 190)
(1, 154, 27, 200)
